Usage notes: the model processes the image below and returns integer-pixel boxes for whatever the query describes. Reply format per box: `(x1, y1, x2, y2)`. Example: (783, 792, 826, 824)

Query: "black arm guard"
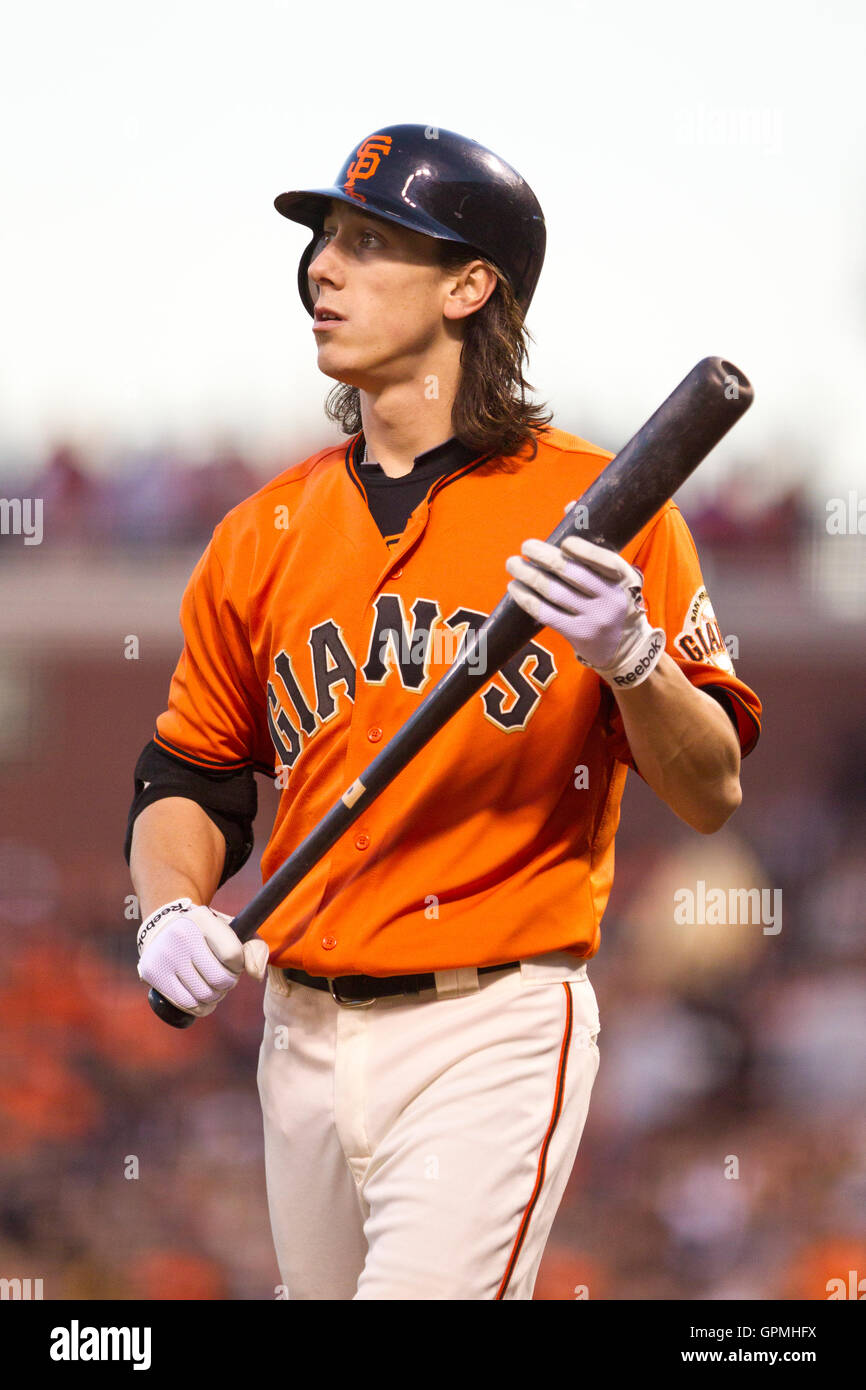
(124, 739, 259, 886)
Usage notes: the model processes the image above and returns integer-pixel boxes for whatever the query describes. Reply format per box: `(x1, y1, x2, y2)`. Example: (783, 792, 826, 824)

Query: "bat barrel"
(547, 356, 752, 551)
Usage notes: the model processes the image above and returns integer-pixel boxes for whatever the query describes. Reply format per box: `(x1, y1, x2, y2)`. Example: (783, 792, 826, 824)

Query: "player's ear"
(442, 261, 498, 322)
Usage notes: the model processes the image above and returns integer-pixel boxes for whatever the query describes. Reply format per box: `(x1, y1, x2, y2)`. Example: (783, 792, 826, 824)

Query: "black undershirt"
(353, 432, 479, 545)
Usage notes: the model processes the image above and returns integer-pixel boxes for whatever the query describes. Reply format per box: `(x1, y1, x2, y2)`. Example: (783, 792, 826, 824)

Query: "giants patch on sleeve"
(673, 586, 734, 672)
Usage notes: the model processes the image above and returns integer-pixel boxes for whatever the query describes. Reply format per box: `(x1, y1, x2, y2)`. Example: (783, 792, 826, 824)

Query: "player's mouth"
(313, 306, 346, 331)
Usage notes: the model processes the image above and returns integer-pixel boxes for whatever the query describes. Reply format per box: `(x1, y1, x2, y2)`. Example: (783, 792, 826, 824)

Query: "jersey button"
(354, 832, 370, 851)
(392, 566, 404, 578)
(322, 935, 338, 950)
(367, 724, 383, 743)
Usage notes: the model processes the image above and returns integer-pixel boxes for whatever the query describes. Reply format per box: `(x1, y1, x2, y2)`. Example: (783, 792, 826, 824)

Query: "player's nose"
(308, 234, 345, 292)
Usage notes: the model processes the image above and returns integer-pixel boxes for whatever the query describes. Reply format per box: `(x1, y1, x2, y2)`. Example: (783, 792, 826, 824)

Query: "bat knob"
(148, 987, 198, 1028)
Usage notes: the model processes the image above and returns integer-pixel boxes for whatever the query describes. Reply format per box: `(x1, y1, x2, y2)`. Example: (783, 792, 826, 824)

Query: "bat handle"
(148, 987, 198, 1029)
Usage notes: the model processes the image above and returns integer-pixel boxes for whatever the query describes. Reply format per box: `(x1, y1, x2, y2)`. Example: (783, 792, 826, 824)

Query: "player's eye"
(319, 226, 381, 248)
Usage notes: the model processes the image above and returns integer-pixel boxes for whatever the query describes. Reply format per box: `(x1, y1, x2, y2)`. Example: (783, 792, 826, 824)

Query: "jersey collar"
(350, 431, 483, 484)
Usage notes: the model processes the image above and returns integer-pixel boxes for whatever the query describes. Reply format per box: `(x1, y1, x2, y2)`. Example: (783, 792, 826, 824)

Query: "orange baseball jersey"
(153, 426, 761, 976)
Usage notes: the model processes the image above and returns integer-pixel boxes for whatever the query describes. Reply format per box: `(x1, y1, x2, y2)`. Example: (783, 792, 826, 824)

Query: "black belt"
(283, 962, 521, 1006)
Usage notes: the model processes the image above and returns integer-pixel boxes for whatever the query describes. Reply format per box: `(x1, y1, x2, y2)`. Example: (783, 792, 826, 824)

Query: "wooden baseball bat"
(149, 356, 753, 1026)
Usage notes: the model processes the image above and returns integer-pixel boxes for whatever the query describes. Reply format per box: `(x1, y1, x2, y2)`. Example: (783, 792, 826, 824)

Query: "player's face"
(305, 202, 459, 389)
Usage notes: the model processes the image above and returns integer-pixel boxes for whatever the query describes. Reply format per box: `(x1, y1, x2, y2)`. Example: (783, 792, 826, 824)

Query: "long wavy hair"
(323, 243, 552, 466)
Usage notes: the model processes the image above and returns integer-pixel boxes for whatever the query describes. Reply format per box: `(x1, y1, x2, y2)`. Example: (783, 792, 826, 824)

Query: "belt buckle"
(329, 977, 376, 1008)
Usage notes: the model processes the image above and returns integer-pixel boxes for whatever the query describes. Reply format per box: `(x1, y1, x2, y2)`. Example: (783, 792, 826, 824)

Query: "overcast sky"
(1, 0, 864, 497)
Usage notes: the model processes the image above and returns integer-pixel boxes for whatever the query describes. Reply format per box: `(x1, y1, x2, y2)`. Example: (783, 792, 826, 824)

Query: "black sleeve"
(703, 685, 740, 734)
(124, 739, 259, 886)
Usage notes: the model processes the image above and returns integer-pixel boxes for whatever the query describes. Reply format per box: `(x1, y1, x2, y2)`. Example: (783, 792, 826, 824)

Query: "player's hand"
(136, 898, 270, 1019)
(505, 505, 666, 689)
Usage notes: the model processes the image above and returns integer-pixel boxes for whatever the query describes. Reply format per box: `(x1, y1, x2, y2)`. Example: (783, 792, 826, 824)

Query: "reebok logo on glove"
(136, 898, 192, 954)
(612, 633, 664, 687)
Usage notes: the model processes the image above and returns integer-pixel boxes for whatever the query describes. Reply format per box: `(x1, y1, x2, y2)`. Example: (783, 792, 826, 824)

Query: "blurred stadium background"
(1, 429, 864, 1301)
(2, 0, 865, 1302)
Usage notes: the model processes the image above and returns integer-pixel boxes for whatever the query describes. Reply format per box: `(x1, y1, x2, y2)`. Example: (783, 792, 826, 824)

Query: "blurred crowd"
(0, 439, 816, 552)
(0, 442, 265, 549)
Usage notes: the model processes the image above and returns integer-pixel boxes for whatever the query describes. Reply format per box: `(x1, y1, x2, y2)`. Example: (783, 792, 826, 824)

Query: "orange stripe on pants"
(495, 981, 574, 1299)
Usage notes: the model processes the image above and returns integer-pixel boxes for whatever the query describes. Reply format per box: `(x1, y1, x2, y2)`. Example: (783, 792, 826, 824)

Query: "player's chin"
(315, 350, 380, 392)
(314, 335, 358, 370)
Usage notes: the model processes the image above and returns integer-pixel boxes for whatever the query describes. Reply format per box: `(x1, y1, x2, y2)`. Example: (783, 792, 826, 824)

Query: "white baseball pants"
(256, 952, 600, 1300)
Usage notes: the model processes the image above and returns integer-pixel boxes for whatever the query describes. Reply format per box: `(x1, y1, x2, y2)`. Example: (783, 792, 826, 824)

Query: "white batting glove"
(136, 897, 270, 1019)
(505, 513, 666, 689)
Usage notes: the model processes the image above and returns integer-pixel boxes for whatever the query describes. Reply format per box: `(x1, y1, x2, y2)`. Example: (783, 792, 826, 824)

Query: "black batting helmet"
(274, 124, 546, 316)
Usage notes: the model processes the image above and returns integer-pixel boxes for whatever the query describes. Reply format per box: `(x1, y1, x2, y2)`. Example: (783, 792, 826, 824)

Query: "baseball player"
(126, 125, 762, 1300)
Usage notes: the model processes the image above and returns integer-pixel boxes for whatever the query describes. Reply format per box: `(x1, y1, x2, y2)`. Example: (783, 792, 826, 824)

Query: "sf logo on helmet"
(344, 136, 392, 198)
